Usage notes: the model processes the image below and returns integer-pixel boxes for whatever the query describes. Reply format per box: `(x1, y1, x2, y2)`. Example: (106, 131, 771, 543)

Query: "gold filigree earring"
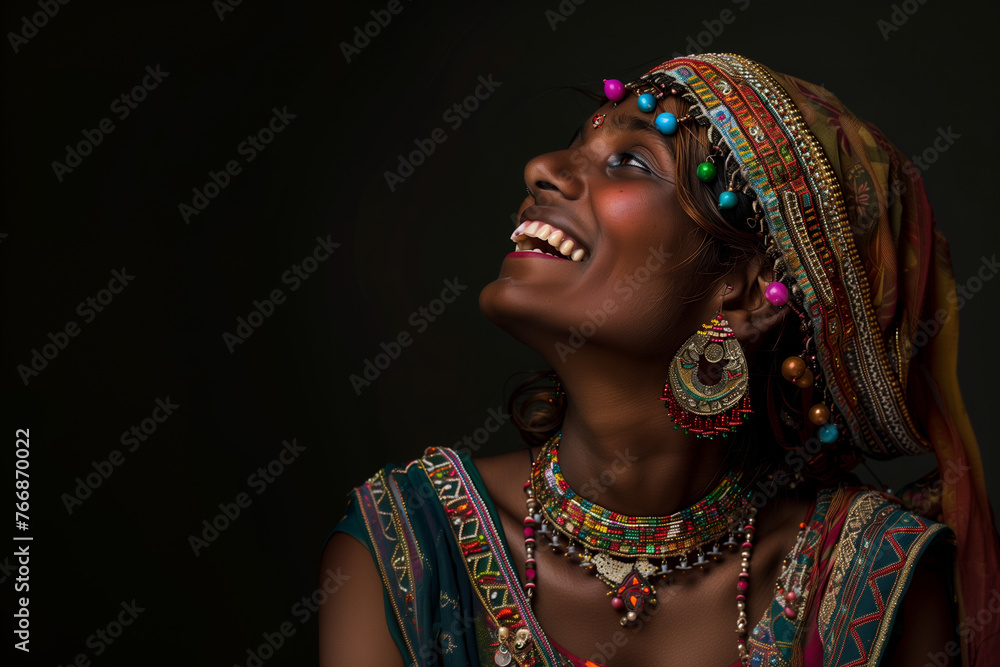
(661, 311, 751, 439)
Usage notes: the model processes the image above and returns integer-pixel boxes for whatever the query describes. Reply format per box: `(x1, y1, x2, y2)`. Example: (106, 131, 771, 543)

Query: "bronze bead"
(781, 356, 806, 381)
(808, 403, 831, 425)
(792, 368, 814, 388)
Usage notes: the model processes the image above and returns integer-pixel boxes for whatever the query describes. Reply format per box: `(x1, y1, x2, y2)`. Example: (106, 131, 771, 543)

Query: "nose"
(523, 148, 584, 202)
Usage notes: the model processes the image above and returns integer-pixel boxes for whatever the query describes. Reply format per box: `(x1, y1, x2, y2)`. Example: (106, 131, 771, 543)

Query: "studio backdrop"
(3, 0, 996, 665)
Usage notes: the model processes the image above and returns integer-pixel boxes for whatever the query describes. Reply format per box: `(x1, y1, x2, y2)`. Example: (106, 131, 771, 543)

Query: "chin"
(478, 276, 563, 356)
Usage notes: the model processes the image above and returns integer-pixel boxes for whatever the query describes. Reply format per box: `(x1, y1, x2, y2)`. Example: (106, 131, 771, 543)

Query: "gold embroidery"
(818, 491, 884, 635)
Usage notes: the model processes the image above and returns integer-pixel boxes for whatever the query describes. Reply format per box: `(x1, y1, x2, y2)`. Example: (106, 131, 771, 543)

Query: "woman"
(319, 54, 1000, 666)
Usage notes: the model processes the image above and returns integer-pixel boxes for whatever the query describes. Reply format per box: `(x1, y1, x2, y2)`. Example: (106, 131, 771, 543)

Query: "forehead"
(572, 96, 680, 145)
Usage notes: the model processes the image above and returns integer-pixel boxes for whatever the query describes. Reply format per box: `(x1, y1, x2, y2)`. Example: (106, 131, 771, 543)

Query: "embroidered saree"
(330, 447, 954, 666)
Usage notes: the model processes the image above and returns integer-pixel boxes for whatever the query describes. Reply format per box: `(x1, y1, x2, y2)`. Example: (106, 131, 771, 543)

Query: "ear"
(720, 254, 788, 350)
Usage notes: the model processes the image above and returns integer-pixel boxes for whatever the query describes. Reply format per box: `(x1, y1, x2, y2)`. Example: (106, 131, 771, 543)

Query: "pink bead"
(784, 606, 797, 619)
(603, 79, 625, 102)
(741, 542, 753, 550)
(736, 594, 746, 602)
(765, 281, 789, 306)
(523, 527, 534, 537)
(785, 591, 797, 602)
(611, 596, 625, 611)
(525, 568, 536, 579)
(737, 581, 749, 592)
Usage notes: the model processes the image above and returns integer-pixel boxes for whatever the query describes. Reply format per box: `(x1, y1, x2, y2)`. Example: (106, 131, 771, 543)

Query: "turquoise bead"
(637, 94, 656, 113)
(718, 191, 738, 209)
(697, 162, 717, 182)
(818, 423, 839, 444)
(655, 112, 678, 134)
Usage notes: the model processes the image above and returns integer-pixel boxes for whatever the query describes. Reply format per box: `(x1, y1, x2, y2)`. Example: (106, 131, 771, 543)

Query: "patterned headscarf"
(625, 53, 999, 666)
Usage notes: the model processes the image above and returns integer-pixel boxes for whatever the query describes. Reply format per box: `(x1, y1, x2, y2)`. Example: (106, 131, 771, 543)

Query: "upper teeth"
(510, 221, 587, 262)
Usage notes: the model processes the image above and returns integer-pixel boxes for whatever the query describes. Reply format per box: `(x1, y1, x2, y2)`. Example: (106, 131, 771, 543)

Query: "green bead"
(697, 162, 717, 182)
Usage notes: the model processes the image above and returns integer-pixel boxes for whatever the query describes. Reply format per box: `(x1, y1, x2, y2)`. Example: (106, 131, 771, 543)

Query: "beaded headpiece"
(605, 55, 929, 463)
(598, 53, 1000, 667)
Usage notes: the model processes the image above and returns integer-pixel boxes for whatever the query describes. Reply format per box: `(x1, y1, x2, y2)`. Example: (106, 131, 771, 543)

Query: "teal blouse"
(329, 447, 954, 666)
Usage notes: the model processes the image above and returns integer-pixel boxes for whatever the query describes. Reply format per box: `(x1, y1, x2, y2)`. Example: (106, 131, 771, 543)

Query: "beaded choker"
(529, 434, 750, 558)
(523, 433, 756, 631)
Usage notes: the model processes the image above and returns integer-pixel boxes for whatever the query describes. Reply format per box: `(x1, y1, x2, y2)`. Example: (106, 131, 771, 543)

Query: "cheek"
(594, 183, 656, 230)
(595, 183, 689, 269)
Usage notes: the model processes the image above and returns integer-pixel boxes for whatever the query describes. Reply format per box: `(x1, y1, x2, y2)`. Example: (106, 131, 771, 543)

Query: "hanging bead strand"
(735, 505, 758, 666)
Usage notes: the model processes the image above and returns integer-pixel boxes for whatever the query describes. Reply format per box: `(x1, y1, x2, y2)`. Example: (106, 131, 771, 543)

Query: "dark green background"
(3, 0, 996, 665)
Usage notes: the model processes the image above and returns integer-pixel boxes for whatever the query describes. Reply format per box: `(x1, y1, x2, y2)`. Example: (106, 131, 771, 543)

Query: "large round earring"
(661, 312, 752, 439)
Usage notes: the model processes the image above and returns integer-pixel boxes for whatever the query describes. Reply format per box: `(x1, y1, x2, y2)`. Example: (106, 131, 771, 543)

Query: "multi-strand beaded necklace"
(521, 433, 773, 666)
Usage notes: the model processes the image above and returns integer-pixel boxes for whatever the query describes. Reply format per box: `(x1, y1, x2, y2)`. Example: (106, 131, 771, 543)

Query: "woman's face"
(479, 96, 720, 365)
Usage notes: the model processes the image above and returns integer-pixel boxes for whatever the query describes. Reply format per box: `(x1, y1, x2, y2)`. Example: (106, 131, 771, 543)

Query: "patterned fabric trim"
(421, 446, 562, 667)
(351, 469, 421, 665)
(818, 490, 951, 666)
(746, 489, 834, 666)
(646, 54, 927, 458)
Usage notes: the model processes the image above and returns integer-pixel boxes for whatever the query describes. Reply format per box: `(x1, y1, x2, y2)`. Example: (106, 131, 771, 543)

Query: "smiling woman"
(318, 54, 1000, 667)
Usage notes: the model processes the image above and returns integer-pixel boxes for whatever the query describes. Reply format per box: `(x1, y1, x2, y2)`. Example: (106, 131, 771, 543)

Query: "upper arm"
(883, 544, 957, 667)
(318, 531, 406, 667)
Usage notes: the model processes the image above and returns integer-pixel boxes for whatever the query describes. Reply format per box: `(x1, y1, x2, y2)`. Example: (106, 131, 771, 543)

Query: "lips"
(510, 220, 588, 262)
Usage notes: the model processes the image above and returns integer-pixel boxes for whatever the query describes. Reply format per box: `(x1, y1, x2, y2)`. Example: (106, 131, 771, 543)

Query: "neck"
(546, 348, 732, 517)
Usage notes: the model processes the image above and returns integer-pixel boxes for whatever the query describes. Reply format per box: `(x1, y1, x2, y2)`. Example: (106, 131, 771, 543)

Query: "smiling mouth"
(510, 221, 588, 262)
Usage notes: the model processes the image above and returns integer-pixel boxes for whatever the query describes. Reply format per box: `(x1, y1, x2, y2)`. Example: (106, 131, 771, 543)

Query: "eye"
(610, 151, 651, 172)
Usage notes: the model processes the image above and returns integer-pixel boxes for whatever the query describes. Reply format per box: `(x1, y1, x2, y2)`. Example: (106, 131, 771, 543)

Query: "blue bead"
(654, 112, 677, 134)
(637, 94, 656, 113)
(818, 423, 839, 444)
(718, 191, 738, 209)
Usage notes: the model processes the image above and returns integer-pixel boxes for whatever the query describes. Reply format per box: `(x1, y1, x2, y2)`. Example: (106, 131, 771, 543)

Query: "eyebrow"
(567, 113, 663, 147)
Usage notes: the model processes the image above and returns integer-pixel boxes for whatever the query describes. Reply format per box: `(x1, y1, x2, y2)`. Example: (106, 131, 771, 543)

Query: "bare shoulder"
(472, 447, 536, 518)
(318, 532, 405, 667)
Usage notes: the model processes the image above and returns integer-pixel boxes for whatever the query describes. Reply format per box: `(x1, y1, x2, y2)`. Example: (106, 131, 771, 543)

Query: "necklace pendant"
(493, 644, 512, 666)
(611, 569, 657, 626)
